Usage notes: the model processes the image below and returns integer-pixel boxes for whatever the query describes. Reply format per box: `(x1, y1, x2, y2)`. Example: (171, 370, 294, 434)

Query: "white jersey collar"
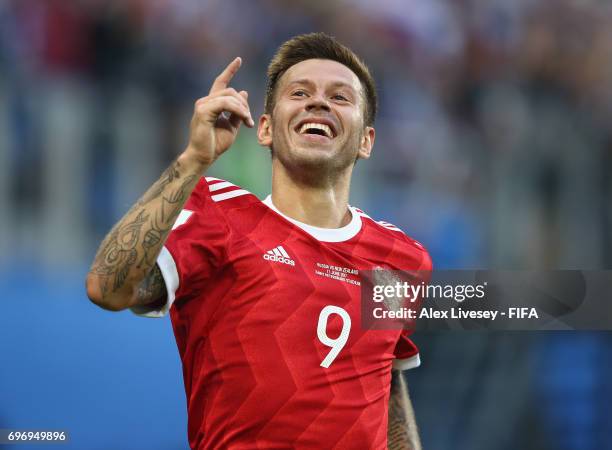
(263, 195, 362, 243)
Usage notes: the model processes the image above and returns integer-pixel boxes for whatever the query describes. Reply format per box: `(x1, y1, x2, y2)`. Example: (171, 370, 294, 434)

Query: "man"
(87, 32, 430, 449)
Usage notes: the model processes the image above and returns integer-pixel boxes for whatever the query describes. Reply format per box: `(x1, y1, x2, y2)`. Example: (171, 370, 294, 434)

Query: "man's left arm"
(388, 369, 422, 450)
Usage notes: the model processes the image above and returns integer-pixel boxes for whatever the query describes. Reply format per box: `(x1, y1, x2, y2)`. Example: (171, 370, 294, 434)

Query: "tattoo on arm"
(89, 159, 198, 305)
(388, 370, 422, 450)
(134, 264, 167, 307)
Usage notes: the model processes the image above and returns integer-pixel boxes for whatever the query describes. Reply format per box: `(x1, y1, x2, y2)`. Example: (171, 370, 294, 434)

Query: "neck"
(270, 159, 353, 228)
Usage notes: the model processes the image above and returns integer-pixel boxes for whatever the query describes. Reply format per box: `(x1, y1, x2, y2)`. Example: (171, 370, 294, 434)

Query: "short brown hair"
(265, 32, 378, 126)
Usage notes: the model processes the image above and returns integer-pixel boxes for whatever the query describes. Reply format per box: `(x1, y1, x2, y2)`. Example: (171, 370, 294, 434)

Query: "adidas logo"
(263, 245, 295, 266)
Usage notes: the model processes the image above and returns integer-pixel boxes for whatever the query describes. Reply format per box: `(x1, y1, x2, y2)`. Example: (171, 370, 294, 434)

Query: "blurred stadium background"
(1, 0, 611, 449)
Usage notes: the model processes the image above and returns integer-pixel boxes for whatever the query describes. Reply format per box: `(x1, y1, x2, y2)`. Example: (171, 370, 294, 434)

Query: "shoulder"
(352, 206, 432, 270)
(186, 176, 261, 212)
(168, 176, 264, 248)
(353, 206, 422, 247)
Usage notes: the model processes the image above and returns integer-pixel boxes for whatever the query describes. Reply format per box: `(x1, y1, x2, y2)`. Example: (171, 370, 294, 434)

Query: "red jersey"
(132, 177, 432, 450)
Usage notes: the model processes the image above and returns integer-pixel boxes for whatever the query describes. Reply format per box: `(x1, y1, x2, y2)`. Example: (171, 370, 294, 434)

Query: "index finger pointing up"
(210, 57, 242, 94)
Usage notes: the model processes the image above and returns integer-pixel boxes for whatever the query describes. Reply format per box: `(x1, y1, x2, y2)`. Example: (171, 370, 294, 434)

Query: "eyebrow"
(286, 79, 357, 92)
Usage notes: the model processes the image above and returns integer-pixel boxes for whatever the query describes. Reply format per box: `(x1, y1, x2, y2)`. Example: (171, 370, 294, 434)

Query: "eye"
(332, 93, 349, 101)
(291, 90, 307, 97)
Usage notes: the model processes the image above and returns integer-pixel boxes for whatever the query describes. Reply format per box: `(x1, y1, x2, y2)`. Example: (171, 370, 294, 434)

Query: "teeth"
(298, 122, 333, 138)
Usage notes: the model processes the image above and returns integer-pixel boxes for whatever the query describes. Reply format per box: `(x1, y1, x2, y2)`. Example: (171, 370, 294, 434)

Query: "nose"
(305, 92, 330, 112)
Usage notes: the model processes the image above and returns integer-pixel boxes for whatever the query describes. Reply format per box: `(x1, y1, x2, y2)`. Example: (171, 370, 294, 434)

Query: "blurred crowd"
(1, 1, 610, 449)
(1, 0, 611, 269)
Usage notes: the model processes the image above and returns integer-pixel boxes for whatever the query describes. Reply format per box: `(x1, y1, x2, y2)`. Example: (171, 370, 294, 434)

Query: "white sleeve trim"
(393, 353, 421, 371)
(130, 246, 179, 318)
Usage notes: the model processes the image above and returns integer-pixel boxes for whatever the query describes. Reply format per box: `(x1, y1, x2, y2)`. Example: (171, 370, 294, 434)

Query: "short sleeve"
(131, 178, 230, 318)
(389, 241, 429, 368)
(392, 330, 421, 370)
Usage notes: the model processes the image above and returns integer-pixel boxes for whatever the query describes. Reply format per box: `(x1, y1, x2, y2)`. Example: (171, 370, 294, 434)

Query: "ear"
(357, 126, 375, 160)
(257, 114, 273, 147)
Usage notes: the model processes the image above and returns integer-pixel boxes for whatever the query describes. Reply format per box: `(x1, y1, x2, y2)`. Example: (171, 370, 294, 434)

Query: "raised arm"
(86, 156, 201, 311)
(388, 370, 422, 450)
(86, 57, 253, 311)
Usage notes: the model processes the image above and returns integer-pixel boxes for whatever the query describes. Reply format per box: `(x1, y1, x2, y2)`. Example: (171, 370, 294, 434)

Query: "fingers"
(210, 57, 242, 94)
(198, 59, 253, 129)
(195, 88, 253, 127)
(210, 88, 250, 110)
(196, 96, 253, 128)
(229, 91, 251, 128)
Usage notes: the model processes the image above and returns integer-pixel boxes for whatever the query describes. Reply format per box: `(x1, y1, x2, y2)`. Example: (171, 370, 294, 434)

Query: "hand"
(183, 57, 254, 167)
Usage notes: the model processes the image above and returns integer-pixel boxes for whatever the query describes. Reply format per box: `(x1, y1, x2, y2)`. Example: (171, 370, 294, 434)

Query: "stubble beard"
(271, 128, 362, 187)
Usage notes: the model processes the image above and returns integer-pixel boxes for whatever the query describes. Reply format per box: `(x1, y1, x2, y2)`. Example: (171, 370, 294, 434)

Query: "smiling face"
(258, 59, 375, 180)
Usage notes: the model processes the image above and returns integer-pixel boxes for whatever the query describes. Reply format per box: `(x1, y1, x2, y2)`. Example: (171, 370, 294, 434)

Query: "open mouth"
(295, 121, 336, 139)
